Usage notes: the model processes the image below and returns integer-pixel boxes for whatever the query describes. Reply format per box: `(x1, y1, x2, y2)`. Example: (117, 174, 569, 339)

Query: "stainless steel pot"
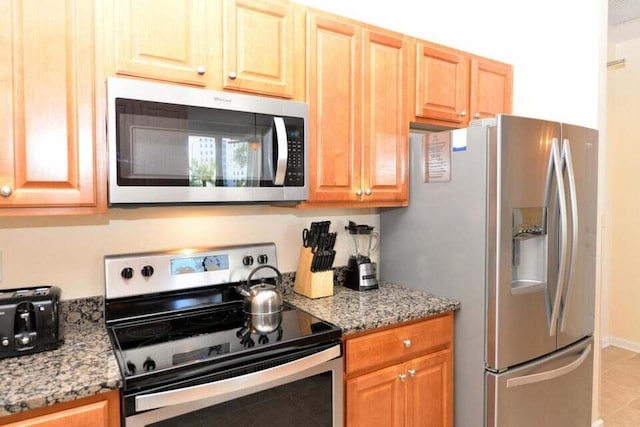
(236, 265, 283, 316)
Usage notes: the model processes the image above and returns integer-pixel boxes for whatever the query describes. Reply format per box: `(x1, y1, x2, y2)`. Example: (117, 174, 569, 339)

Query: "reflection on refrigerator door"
(486, 337, 593, 427)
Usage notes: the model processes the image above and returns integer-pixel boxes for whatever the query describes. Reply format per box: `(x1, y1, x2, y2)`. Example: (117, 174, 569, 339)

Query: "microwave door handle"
(273, 117, 288, 186)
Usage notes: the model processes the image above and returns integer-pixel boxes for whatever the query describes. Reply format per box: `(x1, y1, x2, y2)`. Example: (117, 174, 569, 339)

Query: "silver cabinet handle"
(398, 373, 407, 382)
(196, 66, 206, 75)
(402, 339, 412, 348)
(0, 186, 12, 197)
(473, 113, 480, 119)
(459, 111, 467, 117)
(355, 189, 363, 196)
(364, 188, 372, 196)
(407, 369, 416, 378)
(228, 71, 237, 80)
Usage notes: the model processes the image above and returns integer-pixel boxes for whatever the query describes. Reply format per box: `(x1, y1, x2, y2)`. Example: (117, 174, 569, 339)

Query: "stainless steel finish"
(473, 112, 481, 119)
(106, 77, 308, 205)
(380, 115, 598, 426)
(355, 188, 363, 196)
(228, 71, 237, 79)
(196, 66, 206, 75)
(403, 339, 412, 348)
(506, 344, 591, 388)
(548, 138, 568, 338)
(0, 186, 12, 197)
(273, 117, 288, 186)
(398, 373, 407, 382)
(486, 337, 593, 427)
(364, 188, 372, 195)
(126, 346, 343, 427)
(408, 368, 416, 378)
(459, 111, 467, 117)
(606, 58, 626, 67)
(104, 243, 278, 301)
(239, 264, 283, 316)
(127, 348, 343, 427)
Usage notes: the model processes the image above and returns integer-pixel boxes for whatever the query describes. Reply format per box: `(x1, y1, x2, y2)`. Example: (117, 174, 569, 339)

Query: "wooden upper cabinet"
(362, 30, 408, 203)
(305, 8, 408, 206)
(0, 0, 104, 215)
(412, 40, 513, 128)
(470, 56, 513, 120)
(306, 12, 362, 203)
(112, 0, 208, 86)
(414, 41, 469, 126)
(223, 0, 295, 98)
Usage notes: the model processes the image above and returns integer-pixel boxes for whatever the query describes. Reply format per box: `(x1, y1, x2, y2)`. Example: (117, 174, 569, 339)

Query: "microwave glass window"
(115, 99, 303, 188)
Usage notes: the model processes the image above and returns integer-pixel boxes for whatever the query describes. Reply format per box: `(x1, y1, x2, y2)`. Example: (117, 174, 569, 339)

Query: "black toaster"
(0, 286, 61, 358)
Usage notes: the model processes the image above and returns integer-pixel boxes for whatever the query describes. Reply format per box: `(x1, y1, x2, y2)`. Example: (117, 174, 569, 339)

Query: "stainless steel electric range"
(104, 242, 343, 427)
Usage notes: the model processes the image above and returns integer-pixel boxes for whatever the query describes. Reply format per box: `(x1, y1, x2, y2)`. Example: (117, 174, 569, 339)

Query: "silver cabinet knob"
(408, 369, 416, 378)
(355, 188, 363, 196)
(196, 66, 206, 75)
(473, 112, 481, 119)
(0, 186, 12, 197)
(398, 373, 407, 382)
(228, 71, 237, 80)
(364, 188, 372, 196)
(459, 111, 467, 117)
(403, 338, 412, 348)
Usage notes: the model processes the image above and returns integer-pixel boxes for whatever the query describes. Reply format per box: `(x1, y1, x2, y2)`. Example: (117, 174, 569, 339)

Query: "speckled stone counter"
(0, 297, 122, 417)
(284, 281, 461, 335)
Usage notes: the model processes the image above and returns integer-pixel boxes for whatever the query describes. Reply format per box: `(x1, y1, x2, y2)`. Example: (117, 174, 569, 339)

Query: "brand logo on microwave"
(213, 96, 232, 104)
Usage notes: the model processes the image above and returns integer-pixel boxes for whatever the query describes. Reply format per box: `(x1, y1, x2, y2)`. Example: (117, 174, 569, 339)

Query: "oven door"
(125, 344, 343, 427)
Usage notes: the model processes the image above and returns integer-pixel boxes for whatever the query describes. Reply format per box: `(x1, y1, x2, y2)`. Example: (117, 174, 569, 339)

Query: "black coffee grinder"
(344, 221, 380, 291)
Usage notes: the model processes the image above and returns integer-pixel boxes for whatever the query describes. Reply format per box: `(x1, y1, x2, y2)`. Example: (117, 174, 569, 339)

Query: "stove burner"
(124, 322, 172, 340)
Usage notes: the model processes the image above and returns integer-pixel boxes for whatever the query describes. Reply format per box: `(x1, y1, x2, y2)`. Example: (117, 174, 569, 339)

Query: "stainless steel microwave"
(106, 78, 308, 205)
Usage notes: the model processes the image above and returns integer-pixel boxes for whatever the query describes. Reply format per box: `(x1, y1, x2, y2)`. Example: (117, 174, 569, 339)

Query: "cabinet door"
(306, 13, 362, 203)
(113, 0, 208, 86)
(414, 42, 469, 126)
(362, 29, 408, 203)
(346, 363, 406, 427)
(3, 401, 109, 427)
(469, 56, 513, 120)
(406, 349, 453, 427)
(0, 0, 101, 213)
(223, 0, 295, 98)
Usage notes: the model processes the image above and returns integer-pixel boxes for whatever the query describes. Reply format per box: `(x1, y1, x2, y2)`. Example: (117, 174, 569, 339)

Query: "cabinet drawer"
(345, 313, 453, 374)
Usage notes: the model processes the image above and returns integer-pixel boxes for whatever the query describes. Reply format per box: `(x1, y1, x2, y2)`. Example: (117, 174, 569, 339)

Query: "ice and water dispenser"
(511, 207, 547, 294)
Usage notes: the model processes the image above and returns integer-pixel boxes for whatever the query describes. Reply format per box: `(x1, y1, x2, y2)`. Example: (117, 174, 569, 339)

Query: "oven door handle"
(135, 344, 342, 412)
(273, 116, 288, 186)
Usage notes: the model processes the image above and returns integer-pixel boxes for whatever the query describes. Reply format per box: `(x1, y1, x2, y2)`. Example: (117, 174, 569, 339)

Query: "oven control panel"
(105, 243, 278, 299)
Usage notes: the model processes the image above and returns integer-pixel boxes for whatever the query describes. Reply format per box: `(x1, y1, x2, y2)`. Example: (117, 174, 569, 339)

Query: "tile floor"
(601, 346, 640, 425)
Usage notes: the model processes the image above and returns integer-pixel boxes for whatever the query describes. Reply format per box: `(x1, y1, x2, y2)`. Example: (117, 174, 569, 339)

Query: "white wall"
(295, 0, 604, 129)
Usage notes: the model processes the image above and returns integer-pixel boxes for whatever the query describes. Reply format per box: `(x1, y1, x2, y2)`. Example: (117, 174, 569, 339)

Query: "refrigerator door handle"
(545, 138, 569, 337)
(559, 139, 578, 333)
(505, 344, 591, 388)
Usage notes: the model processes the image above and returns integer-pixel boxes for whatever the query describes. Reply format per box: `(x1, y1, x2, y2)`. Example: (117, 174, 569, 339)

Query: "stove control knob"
(1, 337, 9, 347)
(257, 254, 269, 265)
(143, 357, 156, 372)
(126, 361, 136, 374)
(141, 265, 154, 278)
(243, 256, 254, 266)
(121, 267, 134, 280)
(20, 335, 30, 345)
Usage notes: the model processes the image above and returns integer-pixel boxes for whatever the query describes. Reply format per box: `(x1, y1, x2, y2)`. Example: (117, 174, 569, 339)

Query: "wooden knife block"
(294, 246, 334, 299)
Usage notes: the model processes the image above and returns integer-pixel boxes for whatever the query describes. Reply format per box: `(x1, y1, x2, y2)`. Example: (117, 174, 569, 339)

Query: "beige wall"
(606, 23, 640, 349)
(0, 207, 378, 299)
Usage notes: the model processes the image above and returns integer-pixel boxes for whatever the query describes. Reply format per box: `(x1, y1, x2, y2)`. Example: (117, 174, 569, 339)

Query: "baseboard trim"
(592, 418, 603, 427)
(603, 335, 640, 353)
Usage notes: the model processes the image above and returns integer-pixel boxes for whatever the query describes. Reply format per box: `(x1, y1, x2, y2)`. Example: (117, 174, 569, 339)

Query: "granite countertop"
(0, 280, 459, 418)
(285, 281, 461, 335)
(0, 298, 122, 417)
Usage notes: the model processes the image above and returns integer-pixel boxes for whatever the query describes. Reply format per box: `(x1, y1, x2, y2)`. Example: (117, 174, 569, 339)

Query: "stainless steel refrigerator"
(380, 115, 598, 427)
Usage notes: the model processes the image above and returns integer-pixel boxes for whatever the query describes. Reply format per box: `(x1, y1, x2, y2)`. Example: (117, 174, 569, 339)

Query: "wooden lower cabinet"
(344, 314, 453, 427)
(0, 390, 120, 427)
